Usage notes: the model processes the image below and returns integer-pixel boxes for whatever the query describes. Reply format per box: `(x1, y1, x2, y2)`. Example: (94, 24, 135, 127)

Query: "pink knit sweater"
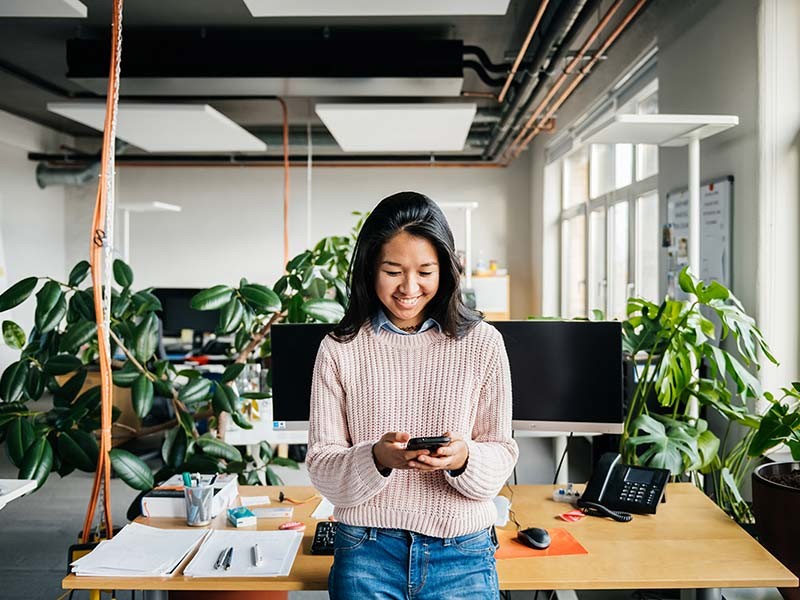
(306, 320, 519, 538)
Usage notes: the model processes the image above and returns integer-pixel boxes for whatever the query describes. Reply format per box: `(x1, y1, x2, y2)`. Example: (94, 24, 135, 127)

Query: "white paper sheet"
(241, 495, 271, 507)
(311, 496, 334, 520)
(183, 530, 302, 578)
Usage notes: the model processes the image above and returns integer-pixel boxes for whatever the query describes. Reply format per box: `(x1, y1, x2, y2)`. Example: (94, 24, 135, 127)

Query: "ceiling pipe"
(508, 0, 649, 160)
(463, 60, 507, 87)
(462, 45, 512, 74)
(502, 0, 627, 161)
(36, 161, 100, 188)
(497, 0, 551, 103)
(483, 0, 596, 160)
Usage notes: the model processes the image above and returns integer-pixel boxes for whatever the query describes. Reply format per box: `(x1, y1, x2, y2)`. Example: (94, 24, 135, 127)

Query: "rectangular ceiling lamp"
(0, 0, 87, 17)
(47, 103, 267, 152)
(242, 0, 509, 16)
(316, 103, 476, 152)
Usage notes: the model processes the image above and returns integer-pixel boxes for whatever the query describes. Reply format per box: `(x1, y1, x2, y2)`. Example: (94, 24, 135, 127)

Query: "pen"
(214, 547, 228, 570)
(252, 543, 263, 567)
(182, 472, 192, 488)
(223, 547, 234, 571)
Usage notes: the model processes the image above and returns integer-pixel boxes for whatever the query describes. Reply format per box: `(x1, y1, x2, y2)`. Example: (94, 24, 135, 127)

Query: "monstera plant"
(620, 267, 800, 521)
(0, 213, 364, 491)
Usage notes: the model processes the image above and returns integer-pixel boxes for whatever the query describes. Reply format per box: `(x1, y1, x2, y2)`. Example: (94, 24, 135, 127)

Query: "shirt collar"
(371, 308, 442, 336)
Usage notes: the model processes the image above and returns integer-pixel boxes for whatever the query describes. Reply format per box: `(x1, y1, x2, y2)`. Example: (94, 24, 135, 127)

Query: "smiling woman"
(306, 191, 519, 600)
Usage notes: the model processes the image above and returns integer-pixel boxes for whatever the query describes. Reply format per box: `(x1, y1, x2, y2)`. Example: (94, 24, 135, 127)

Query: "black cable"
(463, 60, 507, 87)
(577, 500, 632, 522)
(462, 45, 512, 73)
(552, 432, 574, 485)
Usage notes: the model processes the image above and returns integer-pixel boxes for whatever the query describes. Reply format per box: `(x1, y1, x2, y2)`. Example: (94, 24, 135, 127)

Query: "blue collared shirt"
(371, 309, 441, 336)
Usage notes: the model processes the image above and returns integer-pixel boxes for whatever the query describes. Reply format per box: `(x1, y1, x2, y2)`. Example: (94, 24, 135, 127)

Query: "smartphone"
(406, 436, 451, 452)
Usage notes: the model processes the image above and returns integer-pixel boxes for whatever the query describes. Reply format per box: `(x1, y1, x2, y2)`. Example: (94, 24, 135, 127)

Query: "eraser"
(227, 506, 257, 527)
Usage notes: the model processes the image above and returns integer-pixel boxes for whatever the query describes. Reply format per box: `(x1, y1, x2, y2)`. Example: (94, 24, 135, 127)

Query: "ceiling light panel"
(0, 0, 87, 17)
(242, 0, 509, 16)
(316, 104, 477, 152)
(47, 103, 267, 152)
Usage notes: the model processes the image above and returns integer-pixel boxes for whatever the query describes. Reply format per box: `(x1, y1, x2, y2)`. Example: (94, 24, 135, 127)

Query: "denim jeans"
(328, 524, 499, 600)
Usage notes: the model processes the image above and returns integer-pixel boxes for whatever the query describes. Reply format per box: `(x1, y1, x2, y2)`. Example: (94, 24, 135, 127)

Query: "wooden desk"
(62, 484, 798, 594)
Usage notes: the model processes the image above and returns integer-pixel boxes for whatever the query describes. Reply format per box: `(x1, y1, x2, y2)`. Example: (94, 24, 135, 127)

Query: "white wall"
(0, 111, 69, 372)
(65, 160, 533, 318)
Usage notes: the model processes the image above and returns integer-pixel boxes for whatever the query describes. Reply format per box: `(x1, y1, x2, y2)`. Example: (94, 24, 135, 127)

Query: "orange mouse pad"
(494, 527, 588, 559)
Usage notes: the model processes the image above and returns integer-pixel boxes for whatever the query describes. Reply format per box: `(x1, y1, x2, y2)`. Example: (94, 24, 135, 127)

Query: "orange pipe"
(82, 0, 122, 544)
(504, 0, 626, 159)
(509, 0, 648, 160)
(497, 0, 551, 103)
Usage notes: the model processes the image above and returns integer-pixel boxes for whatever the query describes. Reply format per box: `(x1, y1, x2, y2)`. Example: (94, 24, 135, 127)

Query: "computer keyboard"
(310, 521, 498, 555)
(310, 521, 338, 555)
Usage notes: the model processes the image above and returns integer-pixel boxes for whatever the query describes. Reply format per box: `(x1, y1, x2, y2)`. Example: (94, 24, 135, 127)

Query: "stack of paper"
(311, 496, 334, 519)
(184, 530, 302, 577)
(71, 523, 209, 577)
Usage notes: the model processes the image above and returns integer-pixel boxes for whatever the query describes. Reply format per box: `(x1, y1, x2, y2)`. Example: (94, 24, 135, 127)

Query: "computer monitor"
(151, 288, 220, 338)
(270, 320, 623, 434)
(492, 320, 623, 434)
(270, 323, 335, 430)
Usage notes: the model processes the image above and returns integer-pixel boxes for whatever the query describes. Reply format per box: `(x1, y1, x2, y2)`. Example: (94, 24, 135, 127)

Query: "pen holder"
(184, 485, 213, 526)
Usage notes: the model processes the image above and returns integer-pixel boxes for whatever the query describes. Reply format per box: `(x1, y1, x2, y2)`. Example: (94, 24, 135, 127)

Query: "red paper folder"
(495, 527, 588, 559)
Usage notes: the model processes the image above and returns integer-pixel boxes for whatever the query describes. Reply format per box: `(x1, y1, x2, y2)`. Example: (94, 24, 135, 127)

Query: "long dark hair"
(332, 191, 482, 342)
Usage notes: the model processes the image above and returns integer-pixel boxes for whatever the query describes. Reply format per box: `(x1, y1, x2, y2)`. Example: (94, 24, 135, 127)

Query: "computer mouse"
(517, 527, 551, 549)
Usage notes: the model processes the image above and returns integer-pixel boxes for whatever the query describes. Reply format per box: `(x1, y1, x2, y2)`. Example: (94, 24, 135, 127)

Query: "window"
(549, 69, 659, 319)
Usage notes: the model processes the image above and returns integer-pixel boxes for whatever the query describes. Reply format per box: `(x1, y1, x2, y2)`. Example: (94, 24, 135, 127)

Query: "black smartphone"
(406, 436, 451, 452)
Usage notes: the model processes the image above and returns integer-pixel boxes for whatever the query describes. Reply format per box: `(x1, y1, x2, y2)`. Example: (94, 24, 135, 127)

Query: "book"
(141, 473, 238, 519)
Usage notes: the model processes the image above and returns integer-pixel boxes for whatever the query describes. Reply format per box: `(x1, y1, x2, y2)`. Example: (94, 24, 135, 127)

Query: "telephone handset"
(577, 452, 670, 522)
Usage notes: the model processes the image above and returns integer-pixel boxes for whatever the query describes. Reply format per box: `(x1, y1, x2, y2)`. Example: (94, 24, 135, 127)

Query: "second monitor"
(270, 320, 623, 433)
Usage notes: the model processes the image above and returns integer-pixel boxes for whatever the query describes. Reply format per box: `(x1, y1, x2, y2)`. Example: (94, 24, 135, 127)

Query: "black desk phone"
(577, 452, 670, 522)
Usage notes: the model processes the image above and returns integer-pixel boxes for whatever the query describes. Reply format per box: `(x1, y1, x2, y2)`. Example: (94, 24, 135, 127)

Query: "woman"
(306, 191, 518, 599)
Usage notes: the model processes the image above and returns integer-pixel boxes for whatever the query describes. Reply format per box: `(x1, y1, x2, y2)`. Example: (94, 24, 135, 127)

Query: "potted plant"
(750, 384, 800, 600)
(0, 213, 364, 492)
(621, 267, 777, 521)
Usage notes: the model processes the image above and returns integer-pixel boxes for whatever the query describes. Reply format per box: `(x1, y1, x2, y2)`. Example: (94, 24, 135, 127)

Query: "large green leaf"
(19, 437, 54, 489)
(0, 277, 38, 312)
(196, 435, 242, 462)
(58, 320, 97, 354)
(68, 260, 91, 287)
(162, 426, 188, 469)
(212, 383, 236, 414)
(34, 281, 67, 333)
(112, 259, 134, 288)
(7, 417, 35, 467)
(112, 361, 141, 387)
(53, 369, 87, 406)
(0, 360, 29, 402)
(239, 284, 281, 313)
(72, 385, 102, 415)
(626, 414, 699, 475)
(57, 429, 98, 472)
(182, 453, 225, 474)
(217, 297, 244, 335)
(2, 320, 26, 349)
(302, 298, 344, 323)
(69, 290, 95, 322)
(221, 363, 245, 384)
(133, 313, 158, 363)
(286, 251, 312, 273)
(109, 448, 154, 491)
(132, 374, 154, 419)
(43, 354, 83, 376)
(230, 409, 253, 430)
(25, 366, 45, 401)
(179, 378, 212, 405)
(131, 290, 162, 314)
(190, 286, 232, 311)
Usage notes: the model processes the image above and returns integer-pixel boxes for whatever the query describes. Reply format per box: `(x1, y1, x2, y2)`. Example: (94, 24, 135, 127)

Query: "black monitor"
(151, 288, 220, 338)
(491, 321, 623, 434)
(270, 321, 623, 434)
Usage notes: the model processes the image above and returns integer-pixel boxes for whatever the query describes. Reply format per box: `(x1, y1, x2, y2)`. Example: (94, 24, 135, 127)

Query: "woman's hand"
(408, 431, 469, 472)
(372, 432, 431, 471)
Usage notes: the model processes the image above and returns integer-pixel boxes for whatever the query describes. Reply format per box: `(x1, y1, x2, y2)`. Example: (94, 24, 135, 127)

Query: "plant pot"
(752, 461, 800, 600)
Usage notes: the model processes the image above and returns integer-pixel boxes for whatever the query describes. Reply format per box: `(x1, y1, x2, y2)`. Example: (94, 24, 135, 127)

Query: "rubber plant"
(0, 213, 364, 491)
(621, 266, 779, 521)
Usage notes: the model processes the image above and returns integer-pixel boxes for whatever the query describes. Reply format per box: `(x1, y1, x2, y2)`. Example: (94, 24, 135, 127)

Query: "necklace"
(400, 324, 421, 333)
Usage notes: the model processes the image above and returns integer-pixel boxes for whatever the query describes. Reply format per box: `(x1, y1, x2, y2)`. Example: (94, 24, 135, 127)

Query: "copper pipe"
(83, 0, 122, 545)
(510, 0, 648, 160)
(504, 0, 626, 159)
(462, 91, 499, 100)
(497, 0, 551, 103)
(276, 97, 290, 268)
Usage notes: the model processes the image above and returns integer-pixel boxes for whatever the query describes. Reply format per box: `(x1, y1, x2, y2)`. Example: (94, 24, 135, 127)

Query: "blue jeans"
(328, 524, 499, 600)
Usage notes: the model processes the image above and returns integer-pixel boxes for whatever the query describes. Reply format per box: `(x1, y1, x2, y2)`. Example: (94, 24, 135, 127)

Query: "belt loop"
(368, 527, 378, 541)
(443, 536, 452, 547)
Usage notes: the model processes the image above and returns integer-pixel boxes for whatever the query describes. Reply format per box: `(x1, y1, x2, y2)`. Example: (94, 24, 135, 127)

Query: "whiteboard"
(664, 176, 732, 299)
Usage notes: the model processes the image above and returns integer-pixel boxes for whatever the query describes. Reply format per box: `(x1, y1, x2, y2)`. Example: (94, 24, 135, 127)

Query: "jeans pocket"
(452, 528, 495, 556)
(334, 523, 369, 551)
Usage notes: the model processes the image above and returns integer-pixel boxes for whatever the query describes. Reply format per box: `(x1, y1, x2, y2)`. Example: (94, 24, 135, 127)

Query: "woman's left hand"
(409, 431, 469, 472)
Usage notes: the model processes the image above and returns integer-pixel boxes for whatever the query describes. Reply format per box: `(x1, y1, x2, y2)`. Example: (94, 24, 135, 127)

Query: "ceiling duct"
(67, 30, 466, 97)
